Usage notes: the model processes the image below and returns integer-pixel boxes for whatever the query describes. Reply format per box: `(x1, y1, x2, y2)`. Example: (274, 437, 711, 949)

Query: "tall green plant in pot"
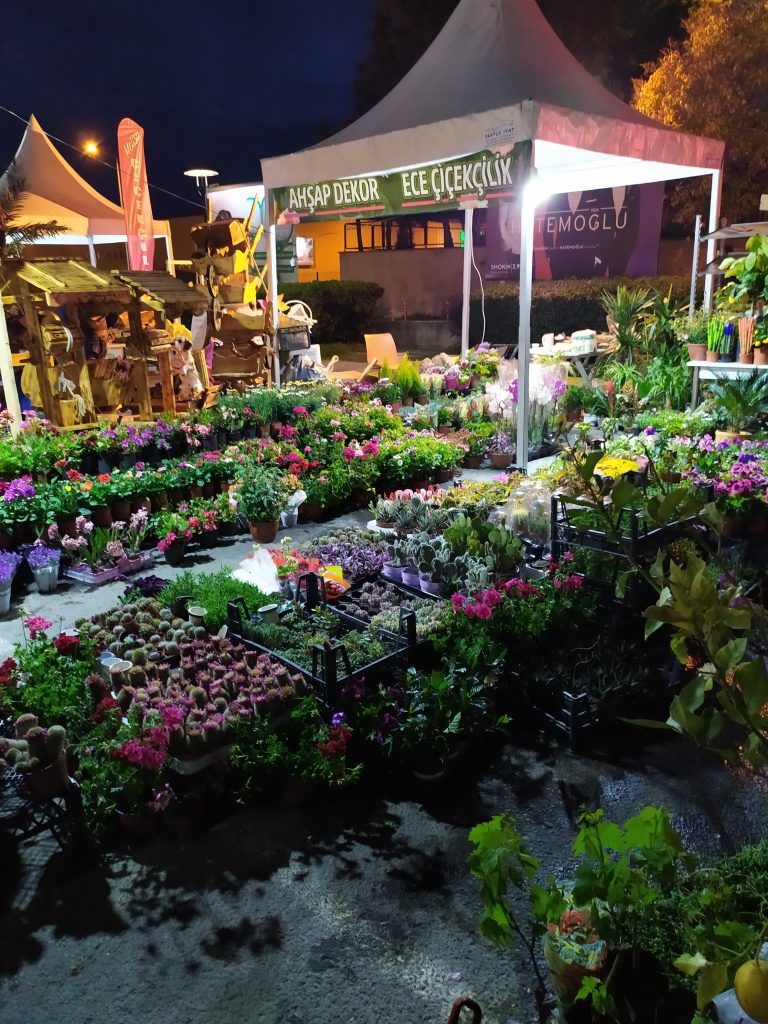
(601, 286, 651, 363)
(236, 465, 294, 543)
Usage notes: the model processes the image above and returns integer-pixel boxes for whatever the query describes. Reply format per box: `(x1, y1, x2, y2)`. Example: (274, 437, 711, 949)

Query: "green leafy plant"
(236, 465, 294, 523)
(719, 234, 768, 307)
(709, 370, 768, 432)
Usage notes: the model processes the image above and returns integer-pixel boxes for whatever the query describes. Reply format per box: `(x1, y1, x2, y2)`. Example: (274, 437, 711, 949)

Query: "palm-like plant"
(0, 161, 65, 261)
(601, 285, 652, 362)
(709, 370, 768, 433)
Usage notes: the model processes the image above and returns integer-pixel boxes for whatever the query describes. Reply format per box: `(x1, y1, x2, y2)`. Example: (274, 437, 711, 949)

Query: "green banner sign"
(274, 141, 531, 221)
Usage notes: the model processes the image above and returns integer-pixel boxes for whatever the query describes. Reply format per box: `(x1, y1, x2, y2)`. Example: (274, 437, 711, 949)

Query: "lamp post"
(183, 169, 218, 214)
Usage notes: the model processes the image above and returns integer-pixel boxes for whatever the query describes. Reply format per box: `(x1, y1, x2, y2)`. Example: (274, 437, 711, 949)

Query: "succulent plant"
(14, 714, 38, 738)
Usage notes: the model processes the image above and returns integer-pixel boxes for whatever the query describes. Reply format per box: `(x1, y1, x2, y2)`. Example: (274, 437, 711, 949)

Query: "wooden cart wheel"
(212, 295, 222, 331)
(206, 264, 220, 298)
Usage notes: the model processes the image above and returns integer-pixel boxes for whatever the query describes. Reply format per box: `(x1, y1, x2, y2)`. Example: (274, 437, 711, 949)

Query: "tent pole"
(164, 221, 176, 276)
(86, 236, 97, 268)
(460, 205, 474, 359)
(703, 168, 722, 312)
(516, 192, 535, 471)
(265, 190, 281, 390)
(0, 304, 22, 436)
(689, 214, 702, 315)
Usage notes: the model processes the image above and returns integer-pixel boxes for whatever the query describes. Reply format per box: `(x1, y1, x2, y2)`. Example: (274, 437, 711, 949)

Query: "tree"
(0, 162, 65, 261)
(633, 0, 768, 225)
(354, 0, 692, 114)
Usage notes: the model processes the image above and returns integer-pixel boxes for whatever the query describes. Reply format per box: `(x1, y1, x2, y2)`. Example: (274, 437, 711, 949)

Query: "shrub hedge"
(280, 280, 384, 346)
(469, 275, 690, 345)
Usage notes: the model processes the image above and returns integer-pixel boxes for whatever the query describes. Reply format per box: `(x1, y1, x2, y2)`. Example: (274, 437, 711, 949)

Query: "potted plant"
(706, 315, 729, 362)
(720, 234, 768, 310)
(236, 465, 294, 543)
(395, 356, 423, 407)
(154, 509, 198, 566)
(754, 315, 768, 365)
(486, 430, 516, 470)
(710, 370, 768, 441)
(26, 544, 60, 594)
(2, 714, 69, 798)
(673, 308, 709, 362)
(0, 550, 22, 613)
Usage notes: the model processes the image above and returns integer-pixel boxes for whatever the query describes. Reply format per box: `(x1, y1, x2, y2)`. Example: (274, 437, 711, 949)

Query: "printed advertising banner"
(117, 118, 155, 272)
(484, 183, 665, 281)
(274, 142, 531, 221)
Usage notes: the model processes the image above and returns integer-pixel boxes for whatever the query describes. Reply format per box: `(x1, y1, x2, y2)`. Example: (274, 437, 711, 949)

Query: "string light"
(0, 103, 205, 210)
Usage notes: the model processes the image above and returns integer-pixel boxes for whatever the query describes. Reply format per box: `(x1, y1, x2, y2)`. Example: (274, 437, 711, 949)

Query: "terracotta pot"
(739, 350, 754, 365)
(437, 425, 452, 435)
(115, 809, 160, 843)
(111, 499, 131, 521)
(754, 348, 768, 365)
(25, 753, 69, 799)
(257, 423, 270, 438)
(150, 491, 169, 512)
(91, 505, 113, 528)
(390, 401, 402, 414)
(163, 541, 187, 566)
(248, 520, 280, 543)
(414, 395, 428, 406)
(281, 776, 318, 805)
(464, 456, 483, 469)
(687, 343, 707, 361)
(401, 396, 414, 408)
(270, 422, 282, 439)
(489, 453, 513, 470)
(705, 350, 720, 363)
(299, 502, 323, 523)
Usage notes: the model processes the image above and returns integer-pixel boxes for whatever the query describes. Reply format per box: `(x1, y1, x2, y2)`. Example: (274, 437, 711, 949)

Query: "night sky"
(1, 0, 375, 215)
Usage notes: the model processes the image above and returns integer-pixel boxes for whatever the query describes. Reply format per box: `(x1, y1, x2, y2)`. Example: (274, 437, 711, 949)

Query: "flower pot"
(299, 502, 323, 523)
(400, 566, 420, 588)
(25, 753, 70, 799)
(12, 523, 35, 545)
(281, 508, 299, 528)
(382, 564, 403, 582)
(32, 565, 59, 594)
(131, 496, 151, 514)
(248, 520, 280, 544)
(170, 595, 191, 619)
(489, 453, 513, 470)
(58, 517, 77, 537)
(401, 396, 414, 408)
(754, 348, 768, 365)
(163, 541, 187, 567)
(434, 468, 451, 483)
(187, 605, 207, 628)
(0, 585, 12, 615)
(739, 350, 754, 364)
(115, 809, 161, 843)
(437, 425, 452, 435)
(687, 343, 707, 361)
(464, 456, 483, 469)
(91, 505, 113, 528)
(390, 401, 402, 414)
(96, 455, 114, 475)
(281, 776, 318, 805)
(414, 395, 428, 406)
(150, 491, 169, 512)
(705, 350, 720, 363)
(203, 482, 217, 498)
(542, 929, 607, 1005)
(111, 499, 131, 521)
(198, 528, 219, 549)
(118, 453, 137, 470)
(420, 579, 442, 596)
(188, 485, 203, 499)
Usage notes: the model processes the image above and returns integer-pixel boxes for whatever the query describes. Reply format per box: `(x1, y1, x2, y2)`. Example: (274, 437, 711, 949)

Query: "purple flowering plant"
(0, 550, 22, 585)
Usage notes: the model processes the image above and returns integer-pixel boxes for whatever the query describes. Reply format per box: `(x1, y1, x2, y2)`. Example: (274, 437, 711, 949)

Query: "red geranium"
(53, 633, 80, 656)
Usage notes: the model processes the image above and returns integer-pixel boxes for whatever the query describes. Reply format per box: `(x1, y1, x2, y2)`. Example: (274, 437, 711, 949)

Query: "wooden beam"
(18, 283, 58, 424)
(64, 303, 97, 424)
(126, 301, 153, 420)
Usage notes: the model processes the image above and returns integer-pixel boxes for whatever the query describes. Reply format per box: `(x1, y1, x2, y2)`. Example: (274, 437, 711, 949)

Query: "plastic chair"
(364, 332, 403, 368)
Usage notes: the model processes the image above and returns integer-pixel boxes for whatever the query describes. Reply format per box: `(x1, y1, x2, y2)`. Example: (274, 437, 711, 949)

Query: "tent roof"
(0, 115, 170, 241)
(262, 0, 724, 190)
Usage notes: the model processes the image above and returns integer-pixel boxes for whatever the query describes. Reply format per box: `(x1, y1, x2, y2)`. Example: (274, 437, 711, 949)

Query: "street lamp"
(83, 140, 99, 157)
(184, 168, 218, 188)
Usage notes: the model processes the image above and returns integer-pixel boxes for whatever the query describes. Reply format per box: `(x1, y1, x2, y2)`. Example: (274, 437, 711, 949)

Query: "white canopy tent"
(0, 115, 174, 263)
(261, 0, 725, 466)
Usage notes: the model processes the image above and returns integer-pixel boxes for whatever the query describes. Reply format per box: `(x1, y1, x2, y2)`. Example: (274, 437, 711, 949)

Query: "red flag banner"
(117, 118, 155, 271)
